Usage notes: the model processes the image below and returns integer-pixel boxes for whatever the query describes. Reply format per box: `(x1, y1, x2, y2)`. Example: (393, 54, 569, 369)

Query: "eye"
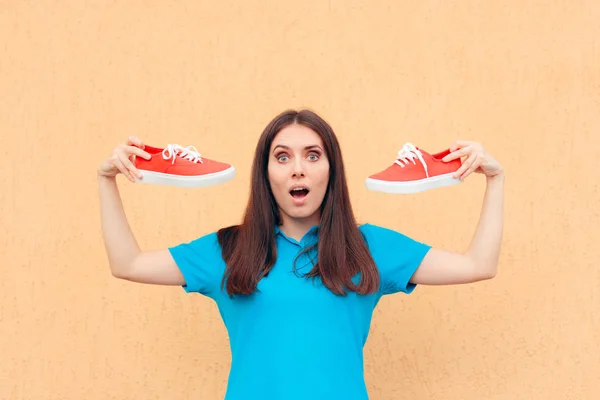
(276, 154, 289, 162)
(307, 152, 320, 161)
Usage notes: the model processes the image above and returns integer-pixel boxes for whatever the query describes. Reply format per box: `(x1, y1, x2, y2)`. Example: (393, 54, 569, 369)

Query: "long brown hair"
(217, 109, 379, 296)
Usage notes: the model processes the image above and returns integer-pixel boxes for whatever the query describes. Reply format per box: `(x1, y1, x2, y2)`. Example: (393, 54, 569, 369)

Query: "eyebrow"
(272, 144, 323, 153)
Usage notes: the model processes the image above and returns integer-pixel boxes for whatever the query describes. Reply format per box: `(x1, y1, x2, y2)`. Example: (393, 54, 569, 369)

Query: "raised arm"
(97, 137, 184, 286)
(410, 141, 504, 285)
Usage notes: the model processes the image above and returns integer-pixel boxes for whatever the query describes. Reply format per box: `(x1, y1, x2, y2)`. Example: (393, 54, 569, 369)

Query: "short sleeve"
(168, 232, 224, 297)
(360, 223, 432, 295)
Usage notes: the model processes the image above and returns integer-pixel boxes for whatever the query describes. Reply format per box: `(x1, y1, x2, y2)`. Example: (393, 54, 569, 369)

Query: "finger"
(443, 145, 471, 162)
(117, 152, 144, 180)
(459, 155, 481, 180)
(124, 145, 151, 160)
(113, 157, 136, 182)
(453, 154, 476, 178)
(448, 140, 473, 152)
(448, 143, 461, 152)
(126, 136, 145, 149)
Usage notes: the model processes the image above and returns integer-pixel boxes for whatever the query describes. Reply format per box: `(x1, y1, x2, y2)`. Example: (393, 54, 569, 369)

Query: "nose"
(292, 158, 305, 178)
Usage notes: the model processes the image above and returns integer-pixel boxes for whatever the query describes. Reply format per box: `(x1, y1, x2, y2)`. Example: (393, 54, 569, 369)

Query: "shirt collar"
(275, 224, 320, 234)
(275, 224, 320, 245)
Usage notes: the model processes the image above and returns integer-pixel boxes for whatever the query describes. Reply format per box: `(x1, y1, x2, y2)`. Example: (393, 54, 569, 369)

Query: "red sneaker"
(366, 143, 462, 194)
(134, 144, 235, 188)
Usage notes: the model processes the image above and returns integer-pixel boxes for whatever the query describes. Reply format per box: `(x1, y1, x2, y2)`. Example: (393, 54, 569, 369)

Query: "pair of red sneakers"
(134, 142, 461, 194)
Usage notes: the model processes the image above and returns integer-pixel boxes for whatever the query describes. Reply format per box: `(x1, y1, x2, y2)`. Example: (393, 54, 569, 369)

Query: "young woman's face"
(268, 124, 330, 225)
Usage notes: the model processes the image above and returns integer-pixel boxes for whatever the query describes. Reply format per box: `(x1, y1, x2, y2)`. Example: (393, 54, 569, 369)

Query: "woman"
(97, 109, 504, 400)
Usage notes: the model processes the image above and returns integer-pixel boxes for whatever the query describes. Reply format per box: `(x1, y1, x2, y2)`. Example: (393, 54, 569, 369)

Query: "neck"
(279, 214, 320, 242)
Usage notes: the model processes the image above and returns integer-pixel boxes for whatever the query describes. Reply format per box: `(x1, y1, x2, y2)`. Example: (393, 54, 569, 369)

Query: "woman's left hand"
(442, 141, 504, 180)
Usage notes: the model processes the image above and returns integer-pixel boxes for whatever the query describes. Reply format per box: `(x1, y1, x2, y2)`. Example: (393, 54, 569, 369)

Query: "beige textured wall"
(1, 1, 599, 399)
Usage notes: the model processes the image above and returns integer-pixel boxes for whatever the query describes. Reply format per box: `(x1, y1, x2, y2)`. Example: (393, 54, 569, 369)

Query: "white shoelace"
(394, 143, 429, 177)
(162, 144, 203, 164)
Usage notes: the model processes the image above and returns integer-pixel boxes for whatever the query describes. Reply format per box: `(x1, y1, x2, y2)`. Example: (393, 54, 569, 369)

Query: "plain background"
(1, 1, 598, 399)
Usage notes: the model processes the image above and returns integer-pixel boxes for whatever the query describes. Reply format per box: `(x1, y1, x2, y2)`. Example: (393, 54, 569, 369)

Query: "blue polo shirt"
(168, 223, 431, 400)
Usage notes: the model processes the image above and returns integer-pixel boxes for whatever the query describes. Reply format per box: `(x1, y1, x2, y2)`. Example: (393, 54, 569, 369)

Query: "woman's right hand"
(98, 136, 152, 182)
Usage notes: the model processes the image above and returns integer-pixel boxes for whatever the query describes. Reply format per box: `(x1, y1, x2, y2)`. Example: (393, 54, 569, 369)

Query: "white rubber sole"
(135, 166, 235, 188)
(365, 172, 462, 194)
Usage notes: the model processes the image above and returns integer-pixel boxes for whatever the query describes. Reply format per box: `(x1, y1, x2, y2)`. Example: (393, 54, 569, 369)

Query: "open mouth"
(289, 187, 310, 199)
